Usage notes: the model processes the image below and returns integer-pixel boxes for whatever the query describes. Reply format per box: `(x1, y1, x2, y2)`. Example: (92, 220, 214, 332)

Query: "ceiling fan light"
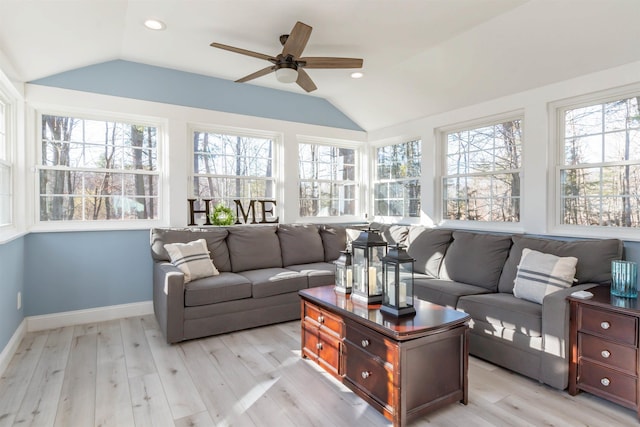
(275, 67, 298, 84)
(144, 19, 166, 30)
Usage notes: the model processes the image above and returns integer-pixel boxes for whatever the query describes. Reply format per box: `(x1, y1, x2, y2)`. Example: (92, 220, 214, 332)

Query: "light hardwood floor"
(0, 315, 637, 426)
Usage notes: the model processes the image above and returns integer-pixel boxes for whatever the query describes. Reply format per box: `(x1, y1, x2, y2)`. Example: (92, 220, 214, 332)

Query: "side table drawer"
(580, 333, 637, 374)
(579, 359, 637, 408)
(345, 344, 394, 409)
(579, 306, 638, 346)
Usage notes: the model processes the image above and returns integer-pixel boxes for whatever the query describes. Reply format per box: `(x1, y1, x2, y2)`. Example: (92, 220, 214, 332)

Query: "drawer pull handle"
(601, 350, 611, 359)
(318, 315, 324, 324)
(361, 339, 370, 348)
(361, 371, 370, 379)
(601, 377, 611, 387)
(600, 321, 611, 330)
(316, 342, 323, 350)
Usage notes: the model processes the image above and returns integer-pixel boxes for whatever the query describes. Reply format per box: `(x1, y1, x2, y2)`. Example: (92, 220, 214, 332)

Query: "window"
(0, 96, 10, 226)
(298, 142, 357, 217)
(39, 114, 160, 222)
(559, 94, 640, 227)
(373, 140, 421, 217)
(192, 130, 276, 216)
(443, 119, 522, 222)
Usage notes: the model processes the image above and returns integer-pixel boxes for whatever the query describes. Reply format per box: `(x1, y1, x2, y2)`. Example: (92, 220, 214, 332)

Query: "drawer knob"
(601, 377, 611, 387)
(600, 321, 611, 330)
(318, 315, 324, 324)
(361, 371, 370, 379)
(601, 350, 611, 359)
(361, 339, 370, 348)
(316, 342, 323, 350)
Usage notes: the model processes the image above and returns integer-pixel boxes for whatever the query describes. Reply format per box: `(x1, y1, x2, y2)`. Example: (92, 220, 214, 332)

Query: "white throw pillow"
(513, 248, 577, 304)
(164, 239, 219, 283)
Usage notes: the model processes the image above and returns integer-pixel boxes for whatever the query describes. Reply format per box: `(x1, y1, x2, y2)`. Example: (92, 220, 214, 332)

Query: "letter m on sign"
(234, 200, 256, 224)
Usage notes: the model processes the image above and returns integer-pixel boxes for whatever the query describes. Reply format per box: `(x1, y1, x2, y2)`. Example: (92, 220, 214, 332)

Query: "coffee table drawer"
(579, 333, 637, 374)
(345, 344, 394, 409)
(304, 302, 343, 336)
(579, 306, 638, 346)
(346, 321, 395, 364)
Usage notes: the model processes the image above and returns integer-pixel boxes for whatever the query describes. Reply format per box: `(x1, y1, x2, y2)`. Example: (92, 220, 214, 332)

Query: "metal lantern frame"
(334, 249, 353, 294)
(351, 227, 388, 304)
(381, 244, 416, 317)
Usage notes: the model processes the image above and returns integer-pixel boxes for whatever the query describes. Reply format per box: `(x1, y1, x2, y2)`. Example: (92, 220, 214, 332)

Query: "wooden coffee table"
(299, 285, 470, 426)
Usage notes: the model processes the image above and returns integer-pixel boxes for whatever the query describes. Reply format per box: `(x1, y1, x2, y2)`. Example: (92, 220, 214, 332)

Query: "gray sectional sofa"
(150, 224, 346, 344)
(151, 222, 623, 391)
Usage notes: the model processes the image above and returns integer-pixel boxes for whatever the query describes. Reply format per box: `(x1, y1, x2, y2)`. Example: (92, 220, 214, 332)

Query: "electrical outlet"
(17, 291, 21, 310)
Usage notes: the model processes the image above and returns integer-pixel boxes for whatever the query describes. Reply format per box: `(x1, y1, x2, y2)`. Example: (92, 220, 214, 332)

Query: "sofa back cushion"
(370, 223, 410, 245)
(278, 224, 325, 266)
(150, 228, 231, 272)
(319, 225, 347, 262)
(406, 227, 453, 277)
(498, 235, 624, 293)
(227, 225, 282, 272)
(439, 231, 512, 291)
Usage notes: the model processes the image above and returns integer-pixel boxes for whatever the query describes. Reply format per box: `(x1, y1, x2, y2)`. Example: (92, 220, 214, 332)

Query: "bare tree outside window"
(192, 131, 275, 218)
(374, 140, 421, 217)
(39, 114, 159, 221)
(298, 143, 357, 217)
(443, 120, 522, 222)
(561, 96, 640, 227)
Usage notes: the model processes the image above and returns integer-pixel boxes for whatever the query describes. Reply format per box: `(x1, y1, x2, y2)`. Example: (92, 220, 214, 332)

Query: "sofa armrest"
(540, 283, 599, 389)
(153, 261, 185, 344)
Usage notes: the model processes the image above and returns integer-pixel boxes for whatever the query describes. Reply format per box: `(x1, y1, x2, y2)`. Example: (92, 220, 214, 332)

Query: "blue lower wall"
(24, 230, 152, 316)
(0, 236, 25, 351)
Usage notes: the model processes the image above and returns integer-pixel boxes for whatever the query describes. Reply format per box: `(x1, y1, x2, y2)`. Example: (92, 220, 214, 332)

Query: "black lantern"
(351, 227, 388, 304)
(334, 249, 353, 294)
(381, 244, 416, 316)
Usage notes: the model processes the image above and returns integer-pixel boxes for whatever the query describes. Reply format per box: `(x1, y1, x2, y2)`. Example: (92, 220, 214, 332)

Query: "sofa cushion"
(407, 227, 453, 277)
(278, 224, 325, 266)
(227, 225, 282, 272)
(184, 272, 252, 306)
(497, 235, 623, 293)
(439, 231, 512, 291)
(370, 222, 410, 245)
(286, 262, 336, 288)
(457, 293, 542, 337)
(239, 268, 308, 298)
(513, 249, 577, 304)
(414, 278, 491, 309)
(150, 228, 231, 272)
(319, 225, 348, 261)
(165, 239, 219, 283)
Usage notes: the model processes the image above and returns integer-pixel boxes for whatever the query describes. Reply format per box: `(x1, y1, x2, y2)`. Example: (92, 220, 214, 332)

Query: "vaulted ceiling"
(1, 0, 639, 131)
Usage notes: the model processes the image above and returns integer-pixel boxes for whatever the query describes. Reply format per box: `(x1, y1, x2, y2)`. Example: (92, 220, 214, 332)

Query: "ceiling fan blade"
(282, 21, 312, 58)
(299, 57, 363, 69)
(296, 68, 317, 93)
(236, 66, 275, 83)
(210, 42, 274, 61)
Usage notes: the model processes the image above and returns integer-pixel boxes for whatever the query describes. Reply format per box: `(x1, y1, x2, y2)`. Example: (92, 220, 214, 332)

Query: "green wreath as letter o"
(210, 204, 235, 226)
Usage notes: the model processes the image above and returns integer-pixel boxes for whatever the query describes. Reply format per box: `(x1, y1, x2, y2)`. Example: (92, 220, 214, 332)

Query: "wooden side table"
(568, 286, 640, 417)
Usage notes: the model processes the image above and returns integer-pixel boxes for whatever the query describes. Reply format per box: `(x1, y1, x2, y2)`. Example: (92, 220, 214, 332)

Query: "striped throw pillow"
(513, 248, 577, 304)
(165, 239, 219, 283)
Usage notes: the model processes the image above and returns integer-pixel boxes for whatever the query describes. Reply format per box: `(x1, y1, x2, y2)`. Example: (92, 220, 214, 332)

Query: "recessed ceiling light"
(350, 72, 364, 79)
(144, 19, 166, 31)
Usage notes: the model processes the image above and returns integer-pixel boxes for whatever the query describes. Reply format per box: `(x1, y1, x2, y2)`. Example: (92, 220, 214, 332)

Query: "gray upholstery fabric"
(414, 278, 490, 308)
(406, 227, 453, 277)
(370, 222, 410, 245)
(239, 268, 308, 298)
(285, 262, 336, 288)
(319, 225, 348, 261)
(184, 272, 252, 307)
(457, 293, 542, 337)
(497, 235, 623, 293)
(150, 227, 231, 272)
(439, 231, 512, 291)
(278, 224, 325, 266)
(227, 225, 282, 272)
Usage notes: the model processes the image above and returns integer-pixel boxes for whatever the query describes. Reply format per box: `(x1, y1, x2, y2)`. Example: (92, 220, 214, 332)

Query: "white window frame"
(372, 138, 422, 223)
(34, 109, 165, 230)
(550, 83, 640, 240)
(0, 88, 12, 230)
(438, 112, 523, 230)
(189, 125, 282, 222)
(297, 137, 361, 221)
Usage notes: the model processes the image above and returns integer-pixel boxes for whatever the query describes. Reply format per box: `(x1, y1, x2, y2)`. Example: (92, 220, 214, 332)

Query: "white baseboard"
(0, 319, 26, 377)
(26, 300, 154, 332)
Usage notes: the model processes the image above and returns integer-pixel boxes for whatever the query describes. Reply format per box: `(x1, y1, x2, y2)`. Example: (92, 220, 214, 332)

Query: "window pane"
(374, 140, 421, 217)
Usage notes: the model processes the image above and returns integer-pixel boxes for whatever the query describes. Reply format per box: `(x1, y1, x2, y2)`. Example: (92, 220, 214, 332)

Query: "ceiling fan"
(210, 21, 363, 93)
